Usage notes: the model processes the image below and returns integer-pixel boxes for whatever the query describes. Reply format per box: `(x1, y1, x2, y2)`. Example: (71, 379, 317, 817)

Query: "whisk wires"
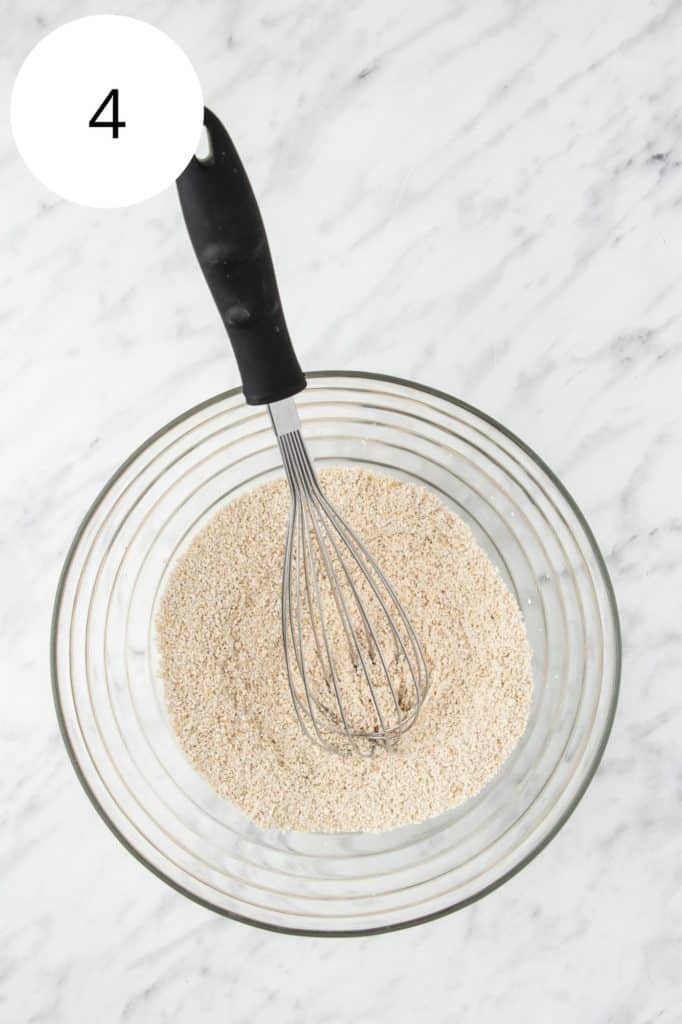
(275, 424, 429, 756)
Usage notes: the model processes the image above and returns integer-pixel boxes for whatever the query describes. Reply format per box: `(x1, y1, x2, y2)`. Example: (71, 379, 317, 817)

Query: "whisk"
(177, 108, 429, 753)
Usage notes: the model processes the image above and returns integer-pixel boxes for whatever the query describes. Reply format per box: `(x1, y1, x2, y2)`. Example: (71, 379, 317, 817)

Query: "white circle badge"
(10, 15, 204, 208)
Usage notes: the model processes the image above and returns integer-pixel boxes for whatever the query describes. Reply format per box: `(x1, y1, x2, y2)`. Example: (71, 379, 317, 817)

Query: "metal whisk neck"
(268, 396, 303, 440)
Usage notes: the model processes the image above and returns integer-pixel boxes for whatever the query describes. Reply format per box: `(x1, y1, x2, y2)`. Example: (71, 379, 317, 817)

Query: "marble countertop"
(2, 1, 681, 1020)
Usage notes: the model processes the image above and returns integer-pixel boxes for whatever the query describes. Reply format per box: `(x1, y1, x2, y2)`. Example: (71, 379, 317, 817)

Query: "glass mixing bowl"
(51, 372, 620, 935)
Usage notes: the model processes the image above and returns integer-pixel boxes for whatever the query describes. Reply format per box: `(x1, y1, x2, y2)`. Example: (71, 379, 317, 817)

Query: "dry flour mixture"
(156, 467, 532, 832)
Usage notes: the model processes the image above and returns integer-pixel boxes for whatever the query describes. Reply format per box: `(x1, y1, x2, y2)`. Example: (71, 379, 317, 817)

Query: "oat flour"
(156, 467, 532, 832)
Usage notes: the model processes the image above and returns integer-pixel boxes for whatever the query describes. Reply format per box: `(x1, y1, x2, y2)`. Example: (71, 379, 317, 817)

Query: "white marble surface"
(2, 0, 681, 1020)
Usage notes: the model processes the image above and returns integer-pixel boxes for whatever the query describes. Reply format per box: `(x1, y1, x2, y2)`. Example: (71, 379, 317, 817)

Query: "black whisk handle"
(176, 108, 306, 406)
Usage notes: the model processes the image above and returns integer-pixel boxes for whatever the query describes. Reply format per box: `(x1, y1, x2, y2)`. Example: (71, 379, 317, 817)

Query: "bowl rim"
(50, 369, 622, 938)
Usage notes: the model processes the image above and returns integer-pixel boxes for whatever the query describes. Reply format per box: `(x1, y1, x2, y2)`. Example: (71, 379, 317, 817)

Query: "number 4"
(89, 88, 126, 139)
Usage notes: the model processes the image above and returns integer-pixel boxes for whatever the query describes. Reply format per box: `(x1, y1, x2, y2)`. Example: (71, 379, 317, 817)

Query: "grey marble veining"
(1, 0, 681, 1020)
